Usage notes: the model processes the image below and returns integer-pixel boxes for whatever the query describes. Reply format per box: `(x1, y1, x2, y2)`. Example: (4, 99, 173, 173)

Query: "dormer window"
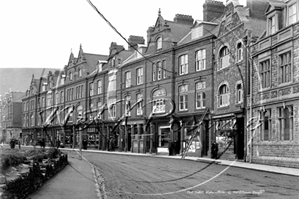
(288, 2, 298, 25)
(156, 37, 162, 50)
(191, 26, 203, 40)
(78, 68, 82, 77)
(268, 15, 276, 35)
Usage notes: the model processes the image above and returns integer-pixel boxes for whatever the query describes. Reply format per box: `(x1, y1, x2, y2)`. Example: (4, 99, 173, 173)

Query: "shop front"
(213, 114, 244, 160)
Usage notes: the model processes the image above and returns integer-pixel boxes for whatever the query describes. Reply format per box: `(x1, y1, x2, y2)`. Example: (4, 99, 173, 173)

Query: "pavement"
(5, 145, 298, 199)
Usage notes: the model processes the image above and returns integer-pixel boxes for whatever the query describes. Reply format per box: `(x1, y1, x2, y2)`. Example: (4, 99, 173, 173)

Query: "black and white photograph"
(0, 0, 299, 198)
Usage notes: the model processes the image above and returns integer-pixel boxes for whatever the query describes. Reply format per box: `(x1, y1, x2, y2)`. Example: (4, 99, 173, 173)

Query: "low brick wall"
(0, 154, 68, 199)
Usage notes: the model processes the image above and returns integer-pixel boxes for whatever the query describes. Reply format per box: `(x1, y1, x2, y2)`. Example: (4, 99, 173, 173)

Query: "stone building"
(212, 0, 268, 160)
(0, 91, 25, 143)
(249, 0, 299, 168)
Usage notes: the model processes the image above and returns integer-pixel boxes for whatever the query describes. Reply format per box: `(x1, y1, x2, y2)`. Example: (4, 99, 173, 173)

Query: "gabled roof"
(265, 0, 285, 14)
(164, 20, 192, 43)
(84, 53, 109, 74)
(178, 20, 219, 45)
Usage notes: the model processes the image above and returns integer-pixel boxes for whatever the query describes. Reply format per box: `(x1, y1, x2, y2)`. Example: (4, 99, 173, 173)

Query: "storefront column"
(72, 125, 76, 149)
(124, 124, 128, 152)
(98, 124, 101, 150)
(149, 123, 155, 154)
(208, 118, 212, 158)
(180, 125, 185, 155)
(102, 124, 106, 150)
(106, 126, 110, 151)
(119, 125, 124, 151)
(130, 125, 134, 152)
(137, 124, 142, 153)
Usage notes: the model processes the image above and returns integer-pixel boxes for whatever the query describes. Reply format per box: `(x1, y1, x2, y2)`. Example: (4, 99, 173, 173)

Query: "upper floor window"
(69, 71, 73, 81)
(196, 82, 205, 109)
(108, 74, 116, 91)
(31, 114, 34, 126)
(236, 83, 243, 104)
(179, 85, 188, 111)
(137, 93, 143, 116)
(191, 26, 203, 40)
(196, 49, 206, 71)
(137, 68, 143, 85)
(47, 92, 52, 107)
(96, 102, 102, 119)
(288, 3, 298, 25)
(218, 84, 230, 107)
(152, 89, 166, 114)
(156, 37, 162, 50)
(236, 42, 243, 62)
(179, 54, 188, 75)
(97, 80, 102, 94)
(152, 64, 156, 81)
(110, 104, 116, 118)
(196, 81, 206, 90)
(60, 91, 64, 103)
(279, 51, 292, 84)
(219, 46, 230, 70)
(125, 71, 131, 88)
(268, 15, 276, 35)
(157, 62, 162, 80)
(89, 82, 94, 96)
(55, 92, 58, 105)
(125, 95, 131, 117)
(162, 60, 166, 79)
(260, 59, 271, 88)
(78, 68, 82, 77)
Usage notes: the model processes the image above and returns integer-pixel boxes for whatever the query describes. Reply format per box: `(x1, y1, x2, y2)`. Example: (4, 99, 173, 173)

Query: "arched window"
(78, 68, 82, 77)
(236, 83, 243, 104)
(152, 89, 166, 113)
(136, 93, 143, 115)
(219, 46, 230, 70)
(218, 84, 230, 107)
(69, 71, 73, 81)
(157, 37, 162, 50)
(236, 42, 243, 62)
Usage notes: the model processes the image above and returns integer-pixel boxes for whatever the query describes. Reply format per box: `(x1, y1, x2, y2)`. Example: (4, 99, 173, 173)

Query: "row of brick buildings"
(1, 0, 298, 168)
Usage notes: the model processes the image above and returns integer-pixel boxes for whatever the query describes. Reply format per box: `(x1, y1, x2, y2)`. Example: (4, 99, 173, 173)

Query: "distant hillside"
(0, 68, 59, 96)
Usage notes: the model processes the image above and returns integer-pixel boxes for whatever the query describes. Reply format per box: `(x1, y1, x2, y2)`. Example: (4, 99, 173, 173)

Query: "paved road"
(75, 151, 299, 199)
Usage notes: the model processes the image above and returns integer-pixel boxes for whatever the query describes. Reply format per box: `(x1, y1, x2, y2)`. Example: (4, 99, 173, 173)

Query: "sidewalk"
(60, 147, 299, 177)
(27, 152, 99, 199)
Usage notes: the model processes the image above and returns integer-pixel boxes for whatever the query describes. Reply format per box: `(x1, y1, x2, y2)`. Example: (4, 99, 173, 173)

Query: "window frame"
(278, 106, 294, 141)
(125, 71, 131, 88)
(97, 79, 103, 94)
(218, 46, 230, 70)
(278, 50, 292, 84)
(236, 42, 243, 62)
(156, 36, 162, 50)
(288, 2, 298, 25)
(179, 54, 188, 75)
(179, 85, 188, 111)
(218, 84, 230, 107)
(136, 67, 143, 85)
(259, 58, 271, 89)
(196, 49, 206, 71)
(136, 93, 143, 116)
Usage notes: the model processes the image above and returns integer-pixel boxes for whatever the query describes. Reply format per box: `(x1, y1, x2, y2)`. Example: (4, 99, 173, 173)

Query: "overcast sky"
(0, 0, 246, 70)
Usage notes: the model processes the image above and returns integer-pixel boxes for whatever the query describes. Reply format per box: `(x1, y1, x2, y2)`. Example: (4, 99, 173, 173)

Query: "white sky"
(0, 0, 246, 69)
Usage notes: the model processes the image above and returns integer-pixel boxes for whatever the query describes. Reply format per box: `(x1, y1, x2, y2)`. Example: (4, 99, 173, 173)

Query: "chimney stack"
(173, 14, 194, 26)
(203, 0, 225, 22)
(128, 35, 145, 51)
